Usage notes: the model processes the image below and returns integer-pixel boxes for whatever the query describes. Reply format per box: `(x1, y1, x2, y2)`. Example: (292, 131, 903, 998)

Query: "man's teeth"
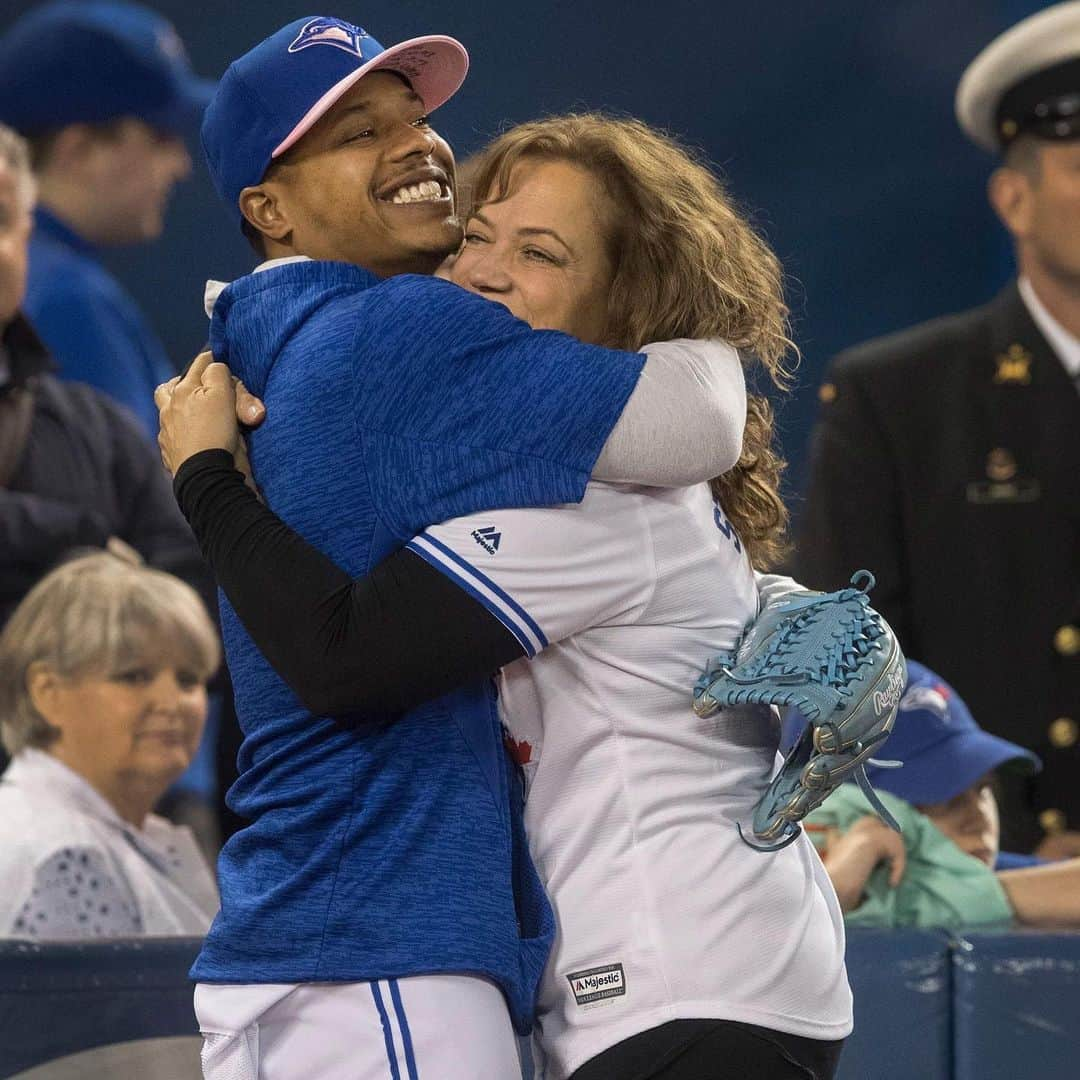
(390, 180, 445, 204)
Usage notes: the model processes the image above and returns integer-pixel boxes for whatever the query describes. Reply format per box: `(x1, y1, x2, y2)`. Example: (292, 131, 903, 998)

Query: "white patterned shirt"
(0, 749, 218, 939)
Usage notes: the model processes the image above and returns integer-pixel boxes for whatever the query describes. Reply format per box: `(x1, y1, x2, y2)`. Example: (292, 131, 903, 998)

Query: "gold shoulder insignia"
(993, 344, 1033, 385)
(986, 447, 1018, 482)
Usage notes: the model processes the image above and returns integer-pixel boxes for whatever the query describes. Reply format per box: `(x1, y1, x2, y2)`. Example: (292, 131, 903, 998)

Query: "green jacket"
(805, 786, 1013, 929)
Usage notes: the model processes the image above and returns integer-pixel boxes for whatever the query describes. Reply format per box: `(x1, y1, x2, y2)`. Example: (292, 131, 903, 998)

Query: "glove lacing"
(719, 572, 883, 705)
(702, 572, 904, 850)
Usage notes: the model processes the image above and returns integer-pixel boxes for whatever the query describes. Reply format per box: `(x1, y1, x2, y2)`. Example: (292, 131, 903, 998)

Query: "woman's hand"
(156, 352, 250, 476)
(820, 816, 907, 913)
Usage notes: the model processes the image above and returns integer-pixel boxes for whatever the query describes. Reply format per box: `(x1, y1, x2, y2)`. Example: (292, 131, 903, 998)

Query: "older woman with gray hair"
(0, 551, 220, 938)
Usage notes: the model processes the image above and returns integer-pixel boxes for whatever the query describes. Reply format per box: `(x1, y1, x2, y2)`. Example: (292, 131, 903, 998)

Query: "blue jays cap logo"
(288, 17, 370, 59)
(899, 683, 950, 721)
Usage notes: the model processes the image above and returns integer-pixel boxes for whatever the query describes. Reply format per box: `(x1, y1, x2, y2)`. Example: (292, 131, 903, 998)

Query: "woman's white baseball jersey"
(408, 481, 852, 1080)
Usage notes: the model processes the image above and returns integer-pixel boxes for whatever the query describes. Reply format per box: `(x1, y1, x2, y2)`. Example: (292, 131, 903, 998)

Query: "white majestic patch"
(566, 963, 625, 1007)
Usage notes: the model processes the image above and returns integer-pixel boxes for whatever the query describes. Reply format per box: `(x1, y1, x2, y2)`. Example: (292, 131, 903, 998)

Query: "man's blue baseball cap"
(862, 660, 1041, 806)
(0, 1, 214, 137)
(201, 16, 469, 219)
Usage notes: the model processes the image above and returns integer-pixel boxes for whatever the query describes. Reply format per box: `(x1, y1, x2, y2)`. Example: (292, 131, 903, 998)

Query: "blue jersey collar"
(33, 205, 98, 259)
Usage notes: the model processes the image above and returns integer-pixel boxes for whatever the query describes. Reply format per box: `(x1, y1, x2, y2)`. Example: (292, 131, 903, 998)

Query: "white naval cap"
(956, 0, 1080, 152)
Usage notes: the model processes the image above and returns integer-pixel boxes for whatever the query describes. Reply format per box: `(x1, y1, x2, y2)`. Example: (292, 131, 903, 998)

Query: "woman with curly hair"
(162, 114, 848, 1079)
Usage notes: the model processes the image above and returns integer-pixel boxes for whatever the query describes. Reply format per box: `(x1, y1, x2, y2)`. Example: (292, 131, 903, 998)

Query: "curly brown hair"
(465, 114, 794, 568)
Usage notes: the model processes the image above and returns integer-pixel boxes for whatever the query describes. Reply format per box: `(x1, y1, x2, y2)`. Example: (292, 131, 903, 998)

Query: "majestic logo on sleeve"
(288, 18, 369, 58)
(471, 526, 502, 554)
(567, 963, 626, 1007)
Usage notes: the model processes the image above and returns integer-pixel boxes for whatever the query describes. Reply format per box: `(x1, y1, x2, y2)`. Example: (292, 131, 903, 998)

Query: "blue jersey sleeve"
(353, 275, 645, 537)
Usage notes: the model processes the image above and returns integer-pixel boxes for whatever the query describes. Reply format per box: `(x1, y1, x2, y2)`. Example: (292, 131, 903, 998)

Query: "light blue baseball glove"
(693, 571, 906, 852)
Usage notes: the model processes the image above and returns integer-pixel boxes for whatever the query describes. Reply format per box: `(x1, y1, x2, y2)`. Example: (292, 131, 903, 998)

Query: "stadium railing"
(2, 931, 1080, 1078)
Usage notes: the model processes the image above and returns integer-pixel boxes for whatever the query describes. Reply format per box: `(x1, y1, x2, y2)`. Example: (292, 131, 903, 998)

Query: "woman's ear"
(26, 662, 67, 729)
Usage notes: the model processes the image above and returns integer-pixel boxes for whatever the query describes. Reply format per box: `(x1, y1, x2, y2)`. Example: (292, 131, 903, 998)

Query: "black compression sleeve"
(173, 450, 526, 715)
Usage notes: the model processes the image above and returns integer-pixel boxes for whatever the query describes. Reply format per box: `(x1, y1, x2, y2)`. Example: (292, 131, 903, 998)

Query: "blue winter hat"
(863, 660, 1041, 805)
(781, 661, 1041, 805)
(0, 1, 215, 136)
(201, 16, 468, 218)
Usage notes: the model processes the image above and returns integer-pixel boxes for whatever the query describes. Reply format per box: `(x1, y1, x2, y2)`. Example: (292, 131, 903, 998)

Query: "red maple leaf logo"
(504, 732, 533, 765)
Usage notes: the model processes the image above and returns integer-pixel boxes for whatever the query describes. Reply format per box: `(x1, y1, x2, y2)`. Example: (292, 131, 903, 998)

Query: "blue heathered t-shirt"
(24, 208, 175, 439)
(191, 262, 645, 1032)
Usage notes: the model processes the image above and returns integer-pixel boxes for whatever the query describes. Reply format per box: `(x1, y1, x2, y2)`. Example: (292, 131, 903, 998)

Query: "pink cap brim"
(272, 35, 469, 158)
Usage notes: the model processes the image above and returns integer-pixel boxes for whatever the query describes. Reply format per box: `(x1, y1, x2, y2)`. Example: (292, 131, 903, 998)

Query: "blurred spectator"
(0, 1, 214, 436)
(804, 661, 1080, 930)
(0, 124, 210, 628)
(796, 4, 1080, 856)
(0, 122, 225, 848)
(0, 552, 220, 939)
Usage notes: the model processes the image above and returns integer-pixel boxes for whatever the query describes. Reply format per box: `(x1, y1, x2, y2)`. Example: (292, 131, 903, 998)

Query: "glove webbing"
(724, 596, 884, 709)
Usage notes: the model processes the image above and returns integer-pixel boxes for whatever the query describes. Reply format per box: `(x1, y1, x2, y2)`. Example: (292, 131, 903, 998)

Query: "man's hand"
(156, 352, 244, 476)
(820, 816, 907, 913)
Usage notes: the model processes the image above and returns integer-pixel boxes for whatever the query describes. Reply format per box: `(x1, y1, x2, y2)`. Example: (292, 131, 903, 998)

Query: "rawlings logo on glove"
(872, 666, 905, 718)
(693, 571, 906, 852)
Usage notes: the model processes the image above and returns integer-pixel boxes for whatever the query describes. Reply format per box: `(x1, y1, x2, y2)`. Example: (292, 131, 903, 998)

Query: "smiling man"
(182, 16, 749, 1080)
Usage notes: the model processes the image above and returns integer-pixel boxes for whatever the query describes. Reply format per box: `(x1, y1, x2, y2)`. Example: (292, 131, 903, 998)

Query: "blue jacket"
(192, 261, 644, 1031)
(24, 208, 175, 438)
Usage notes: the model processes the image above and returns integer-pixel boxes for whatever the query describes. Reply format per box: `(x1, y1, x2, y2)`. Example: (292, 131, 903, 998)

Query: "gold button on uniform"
(1054, 625, 1080, 656)
(1049, 718, 1078, 748)
(1040, 809, 1067, 835)
(818, 383, 837, 404)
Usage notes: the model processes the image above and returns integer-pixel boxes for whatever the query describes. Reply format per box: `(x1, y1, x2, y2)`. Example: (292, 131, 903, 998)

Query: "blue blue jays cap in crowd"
(0, 1, 215, 137)
(863, 661, 1041, 805)
(201, 16, 469, 218)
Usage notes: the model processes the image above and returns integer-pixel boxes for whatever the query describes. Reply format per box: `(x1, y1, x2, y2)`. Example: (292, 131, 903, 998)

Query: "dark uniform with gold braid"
(798, 3, 1080, 851)
(796, 281, 1080, 851)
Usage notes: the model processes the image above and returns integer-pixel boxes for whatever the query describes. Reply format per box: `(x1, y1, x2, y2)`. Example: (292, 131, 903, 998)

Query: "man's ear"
(988, 166, 1033, 242)
(40, 124, 98, 175)
(238, 182, 292, 246)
